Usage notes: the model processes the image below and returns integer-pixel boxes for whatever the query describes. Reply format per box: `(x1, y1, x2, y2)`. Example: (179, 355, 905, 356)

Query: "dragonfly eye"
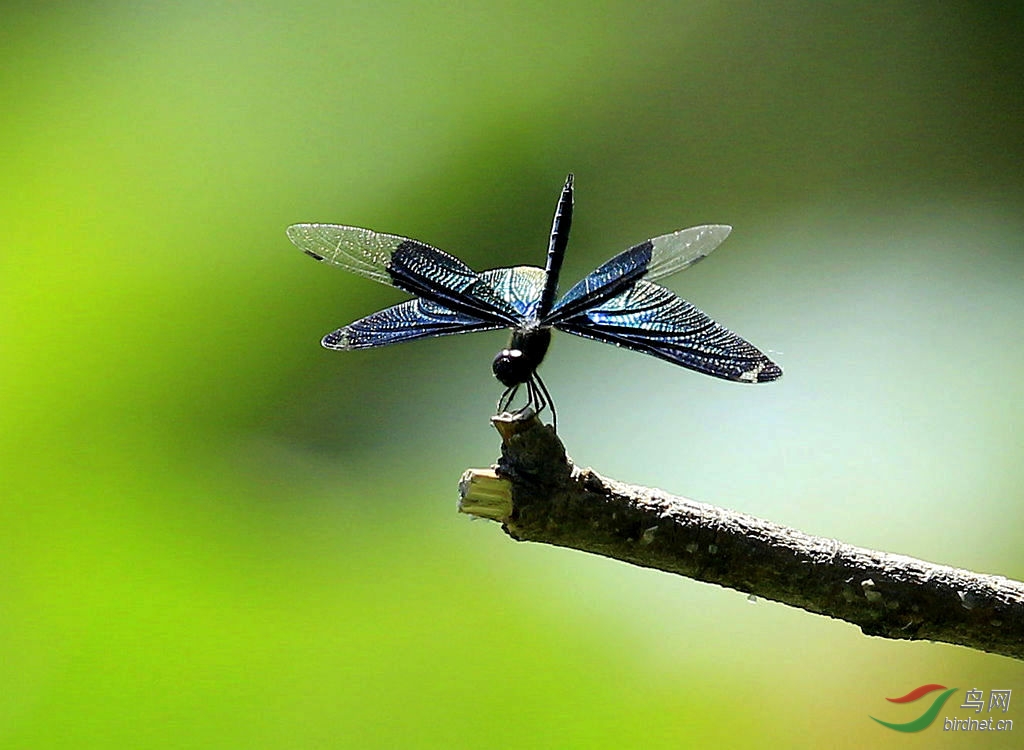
(492, 348, 531, 387)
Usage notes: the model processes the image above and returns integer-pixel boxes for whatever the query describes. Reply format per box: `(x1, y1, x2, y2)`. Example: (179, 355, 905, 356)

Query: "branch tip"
(458, 469, 512, 521)
(458, 414, 1024, 661)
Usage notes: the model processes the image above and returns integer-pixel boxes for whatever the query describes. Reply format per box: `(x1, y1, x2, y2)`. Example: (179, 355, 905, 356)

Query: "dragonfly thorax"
(492, 327, 551, 387)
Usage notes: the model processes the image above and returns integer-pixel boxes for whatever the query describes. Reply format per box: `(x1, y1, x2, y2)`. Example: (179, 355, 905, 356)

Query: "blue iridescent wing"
(319, 266, 546, 350)
(286, 224, 523, 325)
(323, 298, 503, 350)
(554, 280, 781, 382)
(479, 266, 547, 320)
(546, 225, 732, 324)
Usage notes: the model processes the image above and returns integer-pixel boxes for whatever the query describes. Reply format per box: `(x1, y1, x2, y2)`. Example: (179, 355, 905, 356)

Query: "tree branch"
(458, 412, 1024, 661)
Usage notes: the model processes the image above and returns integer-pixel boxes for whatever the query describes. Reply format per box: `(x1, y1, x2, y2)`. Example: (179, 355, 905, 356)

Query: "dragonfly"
(287, 174, 781, 429)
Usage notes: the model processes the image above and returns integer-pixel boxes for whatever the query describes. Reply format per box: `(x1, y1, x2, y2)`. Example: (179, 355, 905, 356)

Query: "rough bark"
(458, 412, 1024, 661)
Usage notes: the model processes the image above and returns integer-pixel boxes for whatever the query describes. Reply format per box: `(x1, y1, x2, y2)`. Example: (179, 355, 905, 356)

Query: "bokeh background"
(2, 2, 1022, 747)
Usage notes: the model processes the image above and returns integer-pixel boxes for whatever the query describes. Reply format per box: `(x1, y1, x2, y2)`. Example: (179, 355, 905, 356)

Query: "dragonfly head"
(492, 327, 551, 387)
(492, 349, 529, 387)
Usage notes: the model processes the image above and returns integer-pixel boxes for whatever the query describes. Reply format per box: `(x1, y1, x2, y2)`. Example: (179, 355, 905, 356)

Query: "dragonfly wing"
(547, 225, 732, 323)
(639, 224, 732, 282)
(479, 266, 547, 321)
(287, 224, 522, 325)
(554, 280, 781, 382)
(323, 298, 503, 350)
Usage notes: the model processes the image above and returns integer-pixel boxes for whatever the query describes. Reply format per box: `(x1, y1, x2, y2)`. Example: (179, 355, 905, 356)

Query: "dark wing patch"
(554, 280, 781, 383)
(547, 225, 732, 323)
(323, 298, 502, 350)
(387, 241, 521, 324)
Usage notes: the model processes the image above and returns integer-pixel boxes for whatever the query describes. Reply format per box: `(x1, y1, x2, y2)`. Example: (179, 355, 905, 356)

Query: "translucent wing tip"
(692, 223, 731, 248)
(690, 224, 731, 264)
(285, 223, 314, 242)
(641, 223, 734, 281)
(286, 223, 328, 261)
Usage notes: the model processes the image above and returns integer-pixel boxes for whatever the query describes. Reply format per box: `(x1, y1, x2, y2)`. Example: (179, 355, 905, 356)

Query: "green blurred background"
(2, 2, 1022, 747)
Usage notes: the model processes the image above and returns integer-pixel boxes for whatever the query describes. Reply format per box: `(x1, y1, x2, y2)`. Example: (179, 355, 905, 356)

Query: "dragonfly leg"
(497, 384, 520, 415)
(524, 378, 540, 415)
(531, 373, 556, 432)
(497, 376, 556, 432)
